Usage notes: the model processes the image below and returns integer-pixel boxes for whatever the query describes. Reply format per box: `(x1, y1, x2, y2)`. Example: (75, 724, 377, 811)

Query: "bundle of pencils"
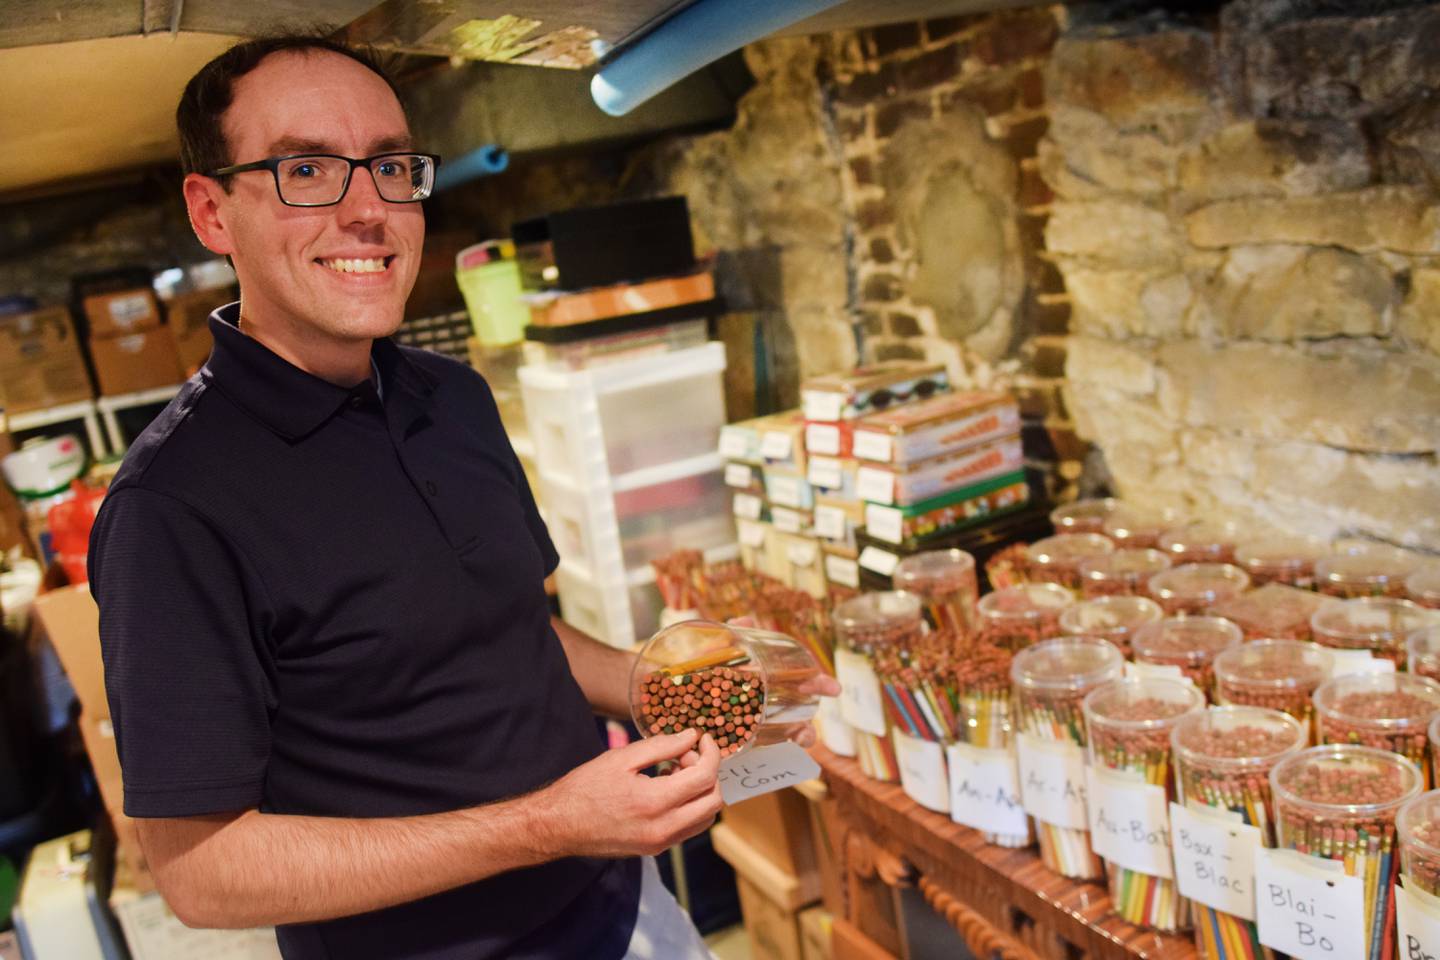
(984, 543, 1032, 591)
(1173, 707, 1307, 960)
(1085, 679, 1203, 932)
(752, 588, 835, 676)
(1012, 639, 1124, 879)
(695, 561, 777, 622)
(976, 583, 1075, 653)
(835, 592, 926, 784)
(1077, 548, 1173, 600)
(951, 643, 1031, 847)
(1057, 595, 1164, 658)
(894, 549, 980, 648)
(1314, 673, 1440, 788)
(1212, 639, 1332, 730)
(1271, 746, 1423, 960)
(1130, 617, 1242, 701)
(651, 550, 705, 611)
(874, 643, 961, 744)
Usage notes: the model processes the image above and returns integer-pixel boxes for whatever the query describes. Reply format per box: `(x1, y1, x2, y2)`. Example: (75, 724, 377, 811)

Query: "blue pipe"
(433, 144, 509, 192)
(591, 0, 846, 117)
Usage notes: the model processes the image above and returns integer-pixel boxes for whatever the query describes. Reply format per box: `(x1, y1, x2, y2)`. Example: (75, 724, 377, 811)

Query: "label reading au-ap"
(946, 741, 1028, 837)
(1015, 734, 1088, 830)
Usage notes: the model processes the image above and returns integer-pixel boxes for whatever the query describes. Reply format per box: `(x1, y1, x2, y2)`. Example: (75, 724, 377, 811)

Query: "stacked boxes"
(81, 289, 183, 396)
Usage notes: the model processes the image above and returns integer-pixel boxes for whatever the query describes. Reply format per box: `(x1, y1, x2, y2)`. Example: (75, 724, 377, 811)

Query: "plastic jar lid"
(893, 548, 976, 589)
(1396, 788, 1440, 865)
(1157, 521, 1241, 560)
(1407, 565, 1440, 607)
(1049, 498, 1122, 534)
(1083, 676, 1204, 732)
(1316, 546, 1423, 592)
(1026, 533, 1115, 567)
(833, 590, 924, 653)
(1234, 536, 1326, 576)
(1310, 596, 1435, 649)
(1011, 636, 1124, 692)
(1172, 705, 1307, 771)
(1058, 595, 1163, 637)
(1102, 505, 1181, 546)
(1314, 672, 1440, 734)
(1078, 548, 1172, 585)
(1147, 563, 1252, 605)
(1132, 616, 1242, 665)
(977, 582, 1074, 621)
(1213, 639, 1332, 692)
(1270, 743, 1422, 815)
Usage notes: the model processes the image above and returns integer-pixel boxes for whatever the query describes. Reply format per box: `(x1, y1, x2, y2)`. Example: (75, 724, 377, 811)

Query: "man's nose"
(337, 164, 388, 224)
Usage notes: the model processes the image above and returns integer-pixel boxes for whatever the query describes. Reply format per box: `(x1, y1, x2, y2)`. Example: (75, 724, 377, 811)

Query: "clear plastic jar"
(1146, 563, 1251, 616)
(894, 549, 979, 642)
(1083, 677, 1203, 932)
(631, 620, 823, 759)
(1011, 638, 1124, 879)
(1213, 639, 1332, 726)
(1050, 497, 1122, 536)
(1058, 595, 1163, 656)
(1315, 545, 1424, 599)
(1314, 672, 1440, 784)
(1430, 716, 1440, 792)
(834, 591, 925, 782)
(1398, 788, 1440, 897)
(950, 644, 1031, 848)
(1407, 564, 1440, 610)
(1410, 626, 1440, 683)
(1102, 505, 1181, 550)
(1078, 548, 1172, 599)
(975, 583, 1074, 652)
(1157, 521, 1241, 565)
(1310, 596, 1434, 665)
(1131, 616, 1242, 698)
(1233, 535, 1326, 589)
(1271, 745, 1422, 960)
(1025, 533, 1115, 591)
(1208, 583, 1328, 642)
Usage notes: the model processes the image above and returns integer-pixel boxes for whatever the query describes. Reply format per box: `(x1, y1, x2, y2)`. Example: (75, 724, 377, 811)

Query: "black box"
(511, 196, 696, 291)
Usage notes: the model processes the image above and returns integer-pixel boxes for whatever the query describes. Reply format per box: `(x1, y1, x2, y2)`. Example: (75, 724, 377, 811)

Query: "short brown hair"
(176, 34, 401, 188)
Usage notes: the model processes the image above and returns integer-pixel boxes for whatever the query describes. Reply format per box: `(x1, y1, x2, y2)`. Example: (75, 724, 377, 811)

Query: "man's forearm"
(143, 795, 556, 929)
(552, 615, 635, 719)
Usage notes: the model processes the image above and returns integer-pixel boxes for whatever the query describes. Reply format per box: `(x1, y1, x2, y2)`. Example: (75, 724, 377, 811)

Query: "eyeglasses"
(859, 379, 942, 412)
(206, 153, 442, 207)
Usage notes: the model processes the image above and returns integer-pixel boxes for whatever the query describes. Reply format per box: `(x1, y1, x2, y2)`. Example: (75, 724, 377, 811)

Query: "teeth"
(321, 257, 387, 273)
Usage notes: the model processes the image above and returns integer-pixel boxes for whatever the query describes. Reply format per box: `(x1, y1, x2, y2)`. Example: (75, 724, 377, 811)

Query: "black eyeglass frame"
(204, 153, 443, 207)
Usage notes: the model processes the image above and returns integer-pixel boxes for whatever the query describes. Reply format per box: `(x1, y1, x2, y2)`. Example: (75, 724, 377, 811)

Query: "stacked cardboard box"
(81, 289, 183, 396)
(0, 307, 93, 413)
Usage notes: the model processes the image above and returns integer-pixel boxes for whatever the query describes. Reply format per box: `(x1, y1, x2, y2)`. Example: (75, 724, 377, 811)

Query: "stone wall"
(1041, 0, 1440, 549)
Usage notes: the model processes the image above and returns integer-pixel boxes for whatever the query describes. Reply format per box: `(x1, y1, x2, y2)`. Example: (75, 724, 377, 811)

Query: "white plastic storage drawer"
(518, 342, 727, 488)
(555, 562, 662, 649)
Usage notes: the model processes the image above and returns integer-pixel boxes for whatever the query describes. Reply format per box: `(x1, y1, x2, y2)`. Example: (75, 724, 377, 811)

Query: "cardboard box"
(736, 874, 806, 960)
(716, 819, 822, 960)
(799, 906, 833, 960)
(89, 328, 184, 396)
(165, 288, 230, 376)
(723, 788, 821, 881)
(0, 307, 94, 413)
(33, 585, 105, 719)
(82, 289, 161, 338)
(78, 709, 152, 892)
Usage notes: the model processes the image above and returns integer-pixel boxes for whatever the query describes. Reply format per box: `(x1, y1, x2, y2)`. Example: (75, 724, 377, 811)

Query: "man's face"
(214, 50, 424, 342)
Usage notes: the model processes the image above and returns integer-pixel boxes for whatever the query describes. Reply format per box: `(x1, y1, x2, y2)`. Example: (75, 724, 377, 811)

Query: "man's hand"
(538, 730, 723, 858)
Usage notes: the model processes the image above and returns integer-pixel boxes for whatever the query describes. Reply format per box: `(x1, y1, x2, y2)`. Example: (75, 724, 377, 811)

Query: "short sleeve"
(89, 487, 275, 817)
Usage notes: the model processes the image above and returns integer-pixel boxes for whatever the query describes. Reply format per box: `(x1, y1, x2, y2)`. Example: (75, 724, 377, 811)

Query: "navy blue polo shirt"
(88, 304, 640, 959)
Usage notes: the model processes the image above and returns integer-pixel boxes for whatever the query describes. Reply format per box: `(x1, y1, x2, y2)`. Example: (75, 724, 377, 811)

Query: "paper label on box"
(108, 293, 151, 327)
(760, 430, 793, 461)
(805, 423, 841, 456)
(807, 456, 844, 491)
(733, 493, 763, 520)
(814, 504, 849, 541)
(725, 463, 755, 489)
(1084, 766, 1173, 878)
(1255, 848, 1366, 960)
(719, 430, 751, 460)
(1125, 660, 1194, 686)
(818, 695, 856, 756)
(852, 430, 893, 463)
(856, 467, 896, 505)
(835, 648, 887, 736)
(1326, 647, 1393, 678)
(717, 741, 821, 805)
(1171, 801, 1261, 919)
(894, 730, 949, 813)
(803, 391, 844, 423)
(825, 554, 860, 588)
(947, 741, 1028, 837)
(767, 473, 805, 508)
(865, 504, 904, 545)
(1016, 734, 1088, 830)
(1397, 879, 1440, 960)
(772, 507, 805, 534)
(787, 540, 819, 568)
(858, 545, 900, 578)
(738, 520, 768, 548)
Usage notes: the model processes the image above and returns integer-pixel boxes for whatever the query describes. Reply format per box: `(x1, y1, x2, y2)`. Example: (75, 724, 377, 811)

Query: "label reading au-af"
(946, 741, 1028, 837)
(1170, 801, 1261, 919)
(834, 648, 887, 736)
(1254, 848, 1365, 960)
(1015, 734, 1088, 830)
(1085, 766, 1173, 878)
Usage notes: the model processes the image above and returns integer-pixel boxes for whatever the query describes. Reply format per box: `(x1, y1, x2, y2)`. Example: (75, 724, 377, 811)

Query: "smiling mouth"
(316, 256, 395, 274)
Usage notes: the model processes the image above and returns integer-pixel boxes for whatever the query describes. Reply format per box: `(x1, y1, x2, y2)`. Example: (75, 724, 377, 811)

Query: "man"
(90, 35, 804, 959)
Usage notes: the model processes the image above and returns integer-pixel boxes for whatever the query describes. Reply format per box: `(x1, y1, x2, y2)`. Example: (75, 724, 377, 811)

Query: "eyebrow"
(264, 134, 416, 156)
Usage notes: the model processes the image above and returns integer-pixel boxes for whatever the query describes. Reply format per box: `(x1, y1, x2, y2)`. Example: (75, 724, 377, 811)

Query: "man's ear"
(182, 173, 236, 256)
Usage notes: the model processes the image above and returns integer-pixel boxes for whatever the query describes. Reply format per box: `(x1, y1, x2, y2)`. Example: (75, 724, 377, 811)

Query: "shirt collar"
(204, 302, 437, 441)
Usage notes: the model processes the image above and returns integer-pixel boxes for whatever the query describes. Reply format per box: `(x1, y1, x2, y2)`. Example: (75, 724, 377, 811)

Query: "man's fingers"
(622, 729, 700, 770)
(655, 734, 721, 801)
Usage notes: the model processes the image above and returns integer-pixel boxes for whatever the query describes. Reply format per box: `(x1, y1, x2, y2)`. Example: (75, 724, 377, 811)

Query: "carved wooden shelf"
(813, 744, 1199, 960)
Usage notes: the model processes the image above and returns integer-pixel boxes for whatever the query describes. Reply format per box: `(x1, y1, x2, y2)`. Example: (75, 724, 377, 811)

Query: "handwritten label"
(852, 430, 893, 463)
(805, 423, 841, 456)
(767, 474, 807, 508)
(858, 545, 900, 578)
(1016, 734, 1088, 830)
(717, 742, 821, 805)
(733, 493, 763, 520)
(835, 648, 887, 736)
(818, 695, 856, 757)
(825, 554, 860, 589)
(1255, 848, 1366, 960)
(802, 391, 844, 423)
(1085, 767, 1173, 878)
(894, 730, 949, 813)
(856, 466, 896, 504)
(760, 430, 793, 461)
(807, 456, 844, 491)
(772, 507, 805, 535)
(814, 504, 849, 541)
(738, 520, 768, 548)
(719, 429, 751, 461)
(725, 463, 755, 489)
(1326, 647, 1393, 678)
(1171, 802, 1262, 919)
(864, 504, 904, 545)
(1398, 878, 1440, 960)
(1125, 660, 1194, 686)
(947, 741, 1028, 837)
